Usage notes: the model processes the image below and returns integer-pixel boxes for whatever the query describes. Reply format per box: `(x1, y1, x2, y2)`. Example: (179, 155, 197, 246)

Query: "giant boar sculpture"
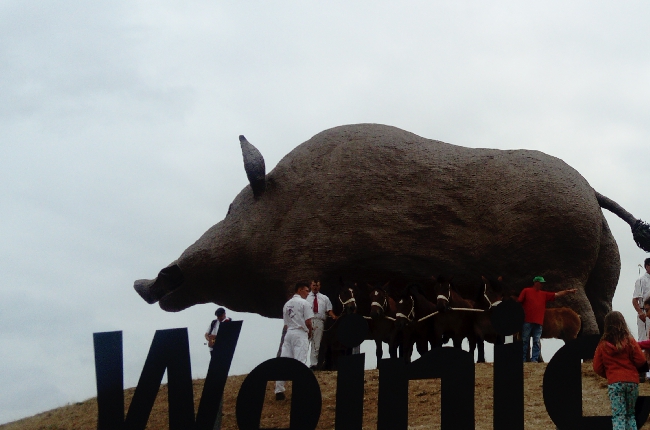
(135, 124, 649, 334)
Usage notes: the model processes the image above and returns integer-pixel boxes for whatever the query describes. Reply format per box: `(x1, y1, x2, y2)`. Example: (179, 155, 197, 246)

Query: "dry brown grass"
(3, 363, 650, 429)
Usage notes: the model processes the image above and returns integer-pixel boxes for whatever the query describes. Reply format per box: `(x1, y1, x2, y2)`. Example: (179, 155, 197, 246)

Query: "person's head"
(532, 276, 546, 289)
(601, 310, 632, 350)
(310, 280, 321, 294)
(645, 258, 650, 274)
(295, 281, 310, 299)
(215, 307, 226, 321)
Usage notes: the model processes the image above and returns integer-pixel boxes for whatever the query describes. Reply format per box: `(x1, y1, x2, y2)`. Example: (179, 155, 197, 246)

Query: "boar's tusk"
(134, 263, 184, 304)
(239, 135, 266, 198)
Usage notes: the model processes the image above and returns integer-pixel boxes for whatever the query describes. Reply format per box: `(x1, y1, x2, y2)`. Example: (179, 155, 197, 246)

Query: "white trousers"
(275, 329, 309, 394)
(638, 316, 649, 341)
(309, 319, 325, 367)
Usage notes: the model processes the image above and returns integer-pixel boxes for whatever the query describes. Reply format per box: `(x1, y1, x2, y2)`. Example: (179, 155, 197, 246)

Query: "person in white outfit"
(275, 281, 313, 401)
(306, 280, 337, 369)
(633, 258, 650, 341)
(632, 258, 650, 380)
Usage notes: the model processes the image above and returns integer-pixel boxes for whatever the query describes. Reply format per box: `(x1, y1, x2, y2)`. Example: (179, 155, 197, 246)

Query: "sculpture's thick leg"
(583, 215, 620, 334)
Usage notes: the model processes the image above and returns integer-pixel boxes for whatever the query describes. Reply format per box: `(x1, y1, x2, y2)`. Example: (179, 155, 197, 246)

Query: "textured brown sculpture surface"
(135, 123, 648, 335)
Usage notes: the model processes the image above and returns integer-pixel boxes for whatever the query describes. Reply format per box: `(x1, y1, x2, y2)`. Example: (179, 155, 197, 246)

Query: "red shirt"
(517, 286, 555, 325)
(593, 338, 646, 384)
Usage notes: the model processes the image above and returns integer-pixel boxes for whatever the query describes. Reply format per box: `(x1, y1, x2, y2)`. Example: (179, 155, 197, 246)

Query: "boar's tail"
(595, 191, 650, 252)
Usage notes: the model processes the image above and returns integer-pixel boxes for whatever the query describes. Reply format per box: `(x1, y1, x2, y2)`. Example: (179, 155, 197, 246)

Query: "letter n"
(377, 347, 474, 430)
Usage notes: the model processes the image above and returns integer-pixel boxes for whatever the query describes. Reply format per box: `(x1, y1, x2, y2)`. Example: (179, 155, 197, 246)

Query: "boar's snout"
(134, 264, 184, 304)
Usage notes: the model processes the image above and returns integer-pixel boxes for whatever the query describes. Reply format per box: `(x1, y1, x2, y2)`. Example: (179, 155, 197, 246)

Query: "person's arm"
(633, 297, 646, 322)
(517, 289, 526, 303)
(306, 318, 313, 338)
(555, 289, 578, 298)
(631, 339, 648, 368)
(327, 310, 337, 320)
(633, 278, 646, 321)
(592, 344, 606, 378)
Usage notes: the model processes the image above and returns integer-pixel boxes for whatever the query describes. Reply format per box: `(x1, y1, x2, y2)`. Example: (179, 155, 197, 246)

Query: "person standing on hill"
(517, 276, 577, 363)
(205, 307, 231, 357)
(594, 311, 647, 430)
(306, 280, 336, 370)
(204, 307, 231, 430)
(275, 281, 313, 401)
(632, 258, 650, 341)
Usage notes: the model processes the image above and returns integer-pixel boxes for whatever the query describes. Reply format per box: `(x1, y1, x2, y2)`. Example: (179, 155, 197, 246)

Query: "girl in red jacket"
(593, 311, 647, 430)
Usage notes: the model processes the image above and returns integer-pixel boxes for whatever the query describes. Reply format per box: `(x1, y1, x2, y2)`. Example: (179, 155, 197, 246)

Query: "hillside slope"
(2, 363, 648, 429)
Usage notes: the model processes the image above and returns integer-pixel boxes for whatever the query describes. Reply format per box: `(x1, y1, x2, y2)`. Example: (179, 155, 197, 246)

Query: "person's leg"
(275, 331, 296, 397)
(310, 319, 324, 368)
(212, 397, 224, 430)
(293, 332, 309, 365)
(521, 323, 532, 362)
(638, 317, 648, 341)
(530, 324, 543, 363)
(608, 382, 627, 430)
(624, 382, 639, 430)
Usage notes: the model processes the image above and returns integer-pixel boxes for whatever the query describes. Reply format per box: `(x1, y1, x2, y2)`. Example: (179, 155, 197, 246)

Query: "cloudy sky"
(1, 1, 649, 424)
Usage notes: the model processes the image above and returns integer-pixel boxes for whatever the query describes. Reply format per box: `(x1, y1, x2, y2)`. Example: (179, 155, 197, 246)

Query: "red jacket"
(593, 338, 646, 384)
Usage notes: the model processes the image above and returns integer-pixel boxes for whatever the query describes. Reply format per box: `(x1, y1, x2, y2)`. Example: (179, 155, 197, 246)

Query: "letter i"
(490, 299, 526, 430)
(494, 341, 524, 430)
(335, 354, 365, 430)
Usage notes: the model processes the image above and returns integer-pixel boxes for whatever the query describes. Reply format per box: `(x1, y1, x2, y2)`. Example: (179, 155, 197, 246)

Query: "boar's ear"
(239, 135, 266, 198)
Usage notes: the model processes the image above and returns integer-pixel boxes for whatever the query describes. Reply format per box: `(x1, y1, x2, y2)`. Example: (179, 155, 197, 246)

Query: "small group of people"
(468, 262, 650, 430)
(590, 257, 650, 430)
(204, 259, 650, 428)
(274, 280, 336, 400)
(203, 280, 337, 403)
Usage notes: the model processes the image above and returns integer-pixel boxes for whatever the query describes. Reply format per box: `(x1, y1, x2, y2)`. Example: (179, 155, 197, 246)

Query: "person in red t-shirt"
(517, 276, 577, 362)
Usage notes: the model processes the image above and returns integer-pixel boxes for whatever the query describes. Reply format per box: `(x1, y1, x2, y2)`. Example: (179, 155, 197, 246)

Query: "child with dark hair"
(593, 311, 647, 430)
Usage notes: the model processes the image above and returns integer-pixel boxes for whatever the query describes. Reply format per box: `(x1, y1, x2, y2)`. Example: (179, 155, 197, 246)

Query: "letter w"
(93, 322, 241, 430)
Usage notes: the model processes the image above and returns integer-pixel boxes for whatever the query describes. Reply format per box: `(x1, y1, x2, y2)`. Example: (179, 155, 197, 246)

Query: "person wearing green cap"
(517, 276, 577, 362)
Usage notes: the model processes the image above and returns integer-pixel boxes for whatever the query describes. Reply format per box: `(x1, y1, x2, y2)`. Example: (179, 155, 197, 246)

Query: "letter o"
(236, 357, 321, 430)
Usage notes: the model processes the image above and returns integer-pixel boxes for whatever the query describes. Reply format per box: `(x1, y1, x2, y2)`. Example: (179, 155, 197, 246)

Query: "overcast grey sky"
(1, 1, 649, 424)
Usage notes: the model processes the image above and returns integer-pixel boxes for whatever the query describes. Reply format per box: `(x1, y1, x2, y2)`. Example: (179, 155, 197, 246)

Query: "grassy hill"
(2, 363, 649, 429)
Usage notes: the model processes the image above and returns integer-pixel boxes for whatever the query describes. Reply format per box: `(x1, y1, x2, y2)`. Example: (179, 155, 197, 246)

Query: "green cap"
(533, 276, 546, 283)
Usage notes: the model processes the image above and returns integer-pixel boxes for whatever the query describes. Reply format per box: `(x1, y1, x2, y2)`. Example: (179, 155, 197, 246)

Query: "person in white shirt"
(275, 281, 314, 400)
(306, 280, 337, 369)
(205, 307, 231, 357)
(633, 258, 650, 342)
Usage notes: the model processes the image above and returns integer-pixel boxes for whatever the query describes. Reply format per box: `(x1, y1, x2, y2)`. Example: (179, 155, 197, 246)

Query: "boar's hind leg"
(583, 215, 620, 334)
